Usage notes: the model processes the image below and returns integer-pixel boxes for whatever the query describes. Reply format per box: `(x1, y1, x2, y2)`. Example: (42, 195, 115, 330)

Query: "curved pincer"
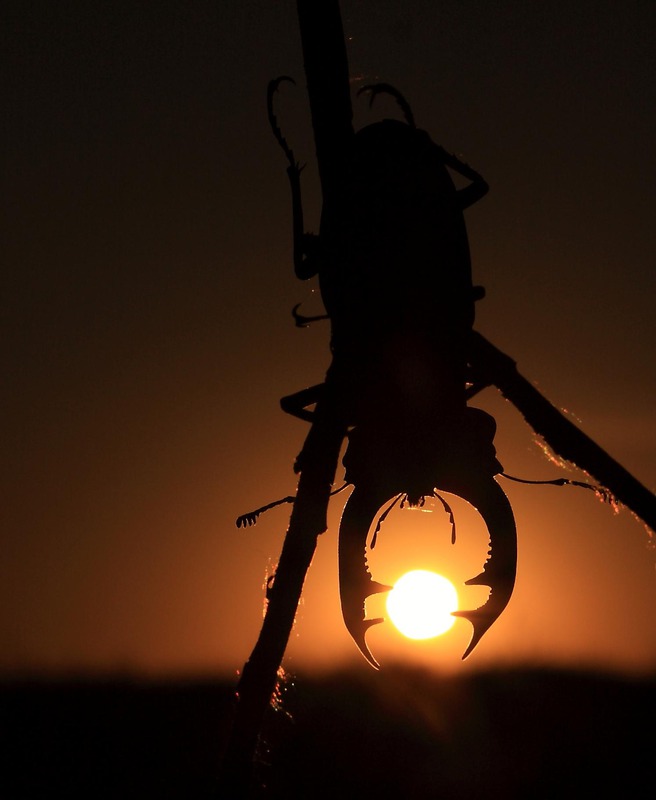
(447, 476, 517, 659)
(338, 487, 393, 669)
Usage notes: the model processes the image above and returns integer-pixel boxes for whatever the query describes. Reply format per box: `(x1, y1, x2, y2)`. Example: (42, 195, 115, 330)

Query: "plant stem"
(470, 331, 656, 534)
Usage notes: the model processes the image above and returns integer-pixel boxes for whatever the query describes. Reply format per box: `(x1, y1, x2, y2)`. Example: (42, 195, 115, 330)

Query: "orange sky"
(2, 0, 655, 680)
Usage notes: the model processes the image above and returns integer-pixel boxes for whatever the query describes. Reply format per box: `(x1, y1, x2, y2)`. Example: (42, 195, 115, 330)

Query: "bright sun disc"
(386, 570, 459, 640)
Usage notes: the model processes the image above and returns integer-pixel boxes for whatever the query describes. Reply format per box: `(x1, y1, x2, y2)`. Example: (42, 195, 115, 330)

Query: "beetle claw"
(341, 577, 392, 671)
(452, 608, 498, 660)
(338, 488, 394, 669)
(447, 477, 517, 660)
(347, 617, 385, 671)
(338, 474, 516, 667)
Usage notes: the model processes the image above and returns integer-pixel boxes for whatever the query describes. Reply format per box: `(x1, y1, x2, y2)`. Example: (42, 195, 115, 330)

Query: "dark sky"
(2, 0, 655, 678)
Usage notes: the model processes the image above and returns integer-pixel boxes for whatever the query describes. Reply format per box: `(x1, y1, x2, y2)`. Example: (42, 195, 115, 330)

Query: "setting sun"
(386, 570, 459, 639)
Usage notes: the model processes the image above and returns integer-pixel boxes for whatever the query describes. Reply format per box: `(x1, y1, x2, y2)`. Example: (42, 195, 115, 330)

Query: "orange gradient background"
(2, 1, 655, 680)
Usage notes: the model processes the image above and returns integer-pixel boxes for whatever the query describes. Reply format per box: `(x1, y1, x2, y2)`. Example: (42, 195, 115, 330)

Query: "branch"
(470, 330, 656, 534)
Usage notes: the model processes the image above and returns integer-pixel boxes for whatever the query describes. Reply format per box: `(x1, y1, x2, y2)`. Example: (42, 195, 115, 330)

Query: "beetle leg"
(236, 496, 295, 528)
(267, 76, 298, 167)
(357, 83, 416, 128)
(338, 487, 395, 669)
(267, 76, 320, 280)
(292, 303, 330, 328)
(280, 383, 325, 424)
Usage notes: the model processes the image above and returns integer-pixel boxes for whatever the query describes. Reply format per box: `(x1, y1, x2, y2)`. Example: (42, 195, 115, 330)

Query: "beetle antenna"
(370, 493, 405, 549)
(433, 491, 457, 544)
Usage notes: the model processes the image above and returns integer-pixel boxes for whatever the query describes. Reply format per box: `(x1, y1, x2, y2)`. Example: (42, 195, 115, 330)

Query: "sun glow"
(386, 570, 459, 639)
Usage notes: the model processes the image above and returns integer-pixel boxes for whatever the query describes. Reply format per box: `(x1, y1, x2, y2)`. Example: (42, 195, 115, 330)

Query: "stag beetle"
(246, 80, 518, 668)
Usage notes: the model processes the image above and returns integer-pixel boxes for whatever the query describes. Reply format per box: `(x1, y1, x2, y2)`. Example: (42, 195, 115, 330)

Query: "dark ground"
(2, 665, 654, 799)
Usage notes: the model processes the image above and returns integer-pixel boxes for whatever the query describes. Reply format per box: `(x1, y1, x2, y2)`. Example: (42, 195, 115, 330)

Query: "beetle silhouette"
(237, 81, 518, 668)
